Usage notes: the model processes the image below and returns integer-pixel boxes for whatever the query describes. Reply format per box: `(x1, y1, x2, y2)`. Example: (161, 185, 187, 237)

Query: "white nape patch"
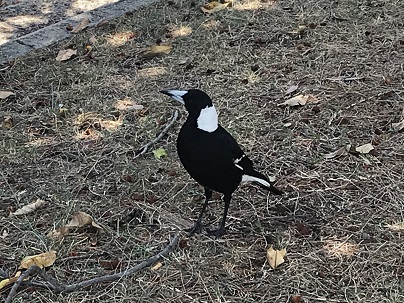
(197, 105, 218, 132)
(242, 175, 271, 188)
(167, 90, 188, 104)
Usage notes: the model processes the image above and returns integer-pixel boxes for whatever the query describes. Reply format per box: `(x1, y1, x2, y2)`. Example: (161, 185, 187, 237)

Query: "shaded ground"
(1, 0, 404, 302)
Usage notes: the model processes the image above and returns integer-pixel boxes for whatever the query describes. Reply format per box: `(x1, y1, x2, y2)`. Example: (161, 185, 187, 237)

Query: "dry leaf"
(114, 98, 144, 111)
(151, 262, 163, 271)
(19, 250, 57, 269)
(0, 276, 18, 290)
(1, 230, 8, 239)
(355, 143, 374, 154)
(266, 246, 287, 269)
(141, 45, 172, 59)
(323, 240, 359, 257)
(285, 85, 298, 95)
(47, 226, 70, 238)
(0, 91, 15, 99)
(10, 198, 46, 216)
(324, 146, 348, 159)
(290, 295, 303, 303)
(89, 35, 98, 45)
(201, 1, 229, 13)
(153, 148, 167, 159)
(2, 115, 13, 130)
(386, 222, 404, 231)
(278, 94, 319, 106)
(48, 212, 102, 239)
(71, 14, 90, 33)
(392, 120, 404, 131)
(66, 211, 102, 229)
(56, 49, 77, 61)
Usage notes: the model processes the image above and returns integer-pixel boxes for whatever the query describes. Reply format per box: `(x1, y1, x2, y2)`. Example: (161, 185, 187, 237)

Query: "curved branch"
(5, 265, 42, 303)
(135, 110, 179, 157)
(5, 233, 180, 301)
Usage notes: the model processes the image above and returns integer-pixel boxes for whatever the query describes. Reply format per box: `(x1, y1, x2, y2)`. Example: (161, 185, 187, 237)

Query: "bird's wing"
(216, 126, 283, 195)
(215, 125, 254, 169)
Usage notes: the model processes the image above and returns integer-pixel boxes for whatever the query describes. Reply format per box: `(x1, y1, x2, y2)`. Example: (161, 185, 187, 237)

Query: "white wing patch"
(197, 105, 218, 132)
(242, 175, 271, 188)
(234, 154, 245, 163)
(234, 155, 246, 170)
(235, 163, 243, 170)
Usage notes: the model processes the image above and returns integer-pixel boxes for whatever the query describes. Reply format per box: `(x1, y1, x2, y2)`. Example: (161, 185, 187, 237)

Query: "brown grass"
(1, 0, 404, 302)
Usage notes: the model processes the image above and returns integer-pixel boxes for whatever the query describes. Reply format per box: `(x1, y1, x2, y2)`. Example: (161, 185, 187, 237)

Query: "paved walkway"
(0, 0, 157, 64)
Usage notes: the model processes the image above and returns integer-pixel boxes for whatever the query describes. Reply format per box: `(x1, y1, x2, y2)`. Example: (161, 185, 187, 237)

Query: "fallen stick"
(5, 233, 180, 301)
(135, 110, 179, 157)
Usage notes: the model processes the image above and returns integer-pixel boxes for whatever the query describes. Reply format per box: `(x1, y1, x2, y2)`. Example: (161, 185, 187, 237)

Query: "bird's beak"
(160, 89, 188, 105)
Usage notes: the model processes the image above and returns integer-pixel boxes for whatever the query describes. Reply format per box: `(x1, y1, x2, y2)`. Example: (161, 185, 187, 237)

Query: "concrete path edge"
(0, 0, 158, 64)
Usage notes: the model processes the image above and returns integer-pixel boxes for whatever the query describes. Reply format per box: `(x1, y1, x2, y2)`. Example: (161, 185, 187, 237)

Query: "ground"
(1, 0, 404, 302)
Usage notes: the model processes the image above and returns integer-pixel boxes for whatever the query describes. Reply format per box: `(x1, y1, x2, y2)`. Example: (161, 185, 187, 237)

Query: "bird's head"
(160, 89, 218, 132)
(160, 89, 213, 113)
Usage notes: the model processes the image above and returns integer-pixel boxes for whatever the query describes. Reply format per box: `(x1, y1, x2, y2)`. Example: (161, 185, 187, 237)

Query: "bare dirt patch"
(1, 0, 404, 302)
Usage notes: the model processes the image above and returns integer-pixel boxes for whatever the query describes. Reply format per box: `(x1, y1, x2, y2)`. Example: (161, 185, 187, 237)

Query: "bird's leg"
(185, 187, 212, 236)
(207, 194, 231, 238)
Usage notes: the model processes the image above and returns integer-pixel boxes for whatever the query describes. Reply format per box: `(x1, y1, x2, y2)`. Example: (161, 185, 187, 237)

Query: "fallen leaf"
(2, 115, 13, 129)
(47, 226, 70, 238)
(71, 14, 90, 33)
(392, 120, 404, 131)
(89, 35, 98, 45)
(114, 98, 144, 111)
(1, 230, 8, 239)
(19, 250, 57, 269)
(59, 107, 68, 117)
(66, 211, 102, 229)
(153, 148, 167, 159)
(48, 211, 102, 238)
(355, 143, 374, 154)
(323, 240, 359, 258)
(295, 222, 311, 236)
(386, 222, 404, 231)
(285, 85, 298, 95)
(0, 276, 18, 290)
(121, 174, 134, 182)
(140, 45, 172, 59)
(0, 91, 15, 99)
(278, 94, 319, 107)
(56, 49, 77, 61)
(266, 246, 287, 269)
(10, 198, 46, 216)
(100, 259, 121, 270)
(290, 295, 303, 303)
(324, 146, 349, 159)
(151, 262, 163, 271)
(201, 1, 230, 13)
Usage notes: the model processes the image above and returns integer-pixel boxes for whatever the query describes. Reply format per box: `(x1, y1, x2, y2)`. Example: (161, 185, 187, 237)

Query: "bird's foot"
(207, 226, 227, 238)
(184, 220, 203, 236)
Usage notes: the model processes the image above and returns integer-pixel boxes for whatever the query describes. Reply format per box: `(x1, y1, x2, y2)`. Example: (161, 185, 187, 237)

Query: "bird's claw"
(206, 226, 227, 238)
(184, 220, 203, 236)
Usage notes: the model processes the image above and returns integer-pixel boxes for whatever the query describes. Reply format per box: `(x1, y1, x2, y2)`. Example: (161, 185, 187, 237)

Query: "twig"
(5, 265, 42, 303)
(135, 110, 179, 157)
(5, 233, 180, 301)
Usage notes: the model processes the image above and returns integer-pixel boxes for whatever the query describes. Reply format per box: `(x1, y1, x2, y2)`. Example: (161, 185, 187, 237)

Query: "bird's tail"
(242, 170, 284, 195)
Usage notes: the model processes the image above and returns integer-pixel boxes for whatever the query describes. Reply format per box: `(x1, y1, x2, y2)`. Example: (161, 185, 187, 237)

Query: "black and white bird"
(160, 89, 283, 238)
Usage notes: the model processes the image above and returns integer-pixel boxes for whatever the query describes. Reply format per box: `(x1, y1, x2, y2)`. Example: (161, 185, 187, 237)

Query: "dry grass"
(1, 0, 404, 302)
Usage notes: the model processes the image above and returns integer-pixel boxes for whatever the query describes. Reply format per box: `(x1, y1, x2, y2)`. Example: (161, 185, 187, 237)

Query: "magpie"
(160, 89, 283, 238)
